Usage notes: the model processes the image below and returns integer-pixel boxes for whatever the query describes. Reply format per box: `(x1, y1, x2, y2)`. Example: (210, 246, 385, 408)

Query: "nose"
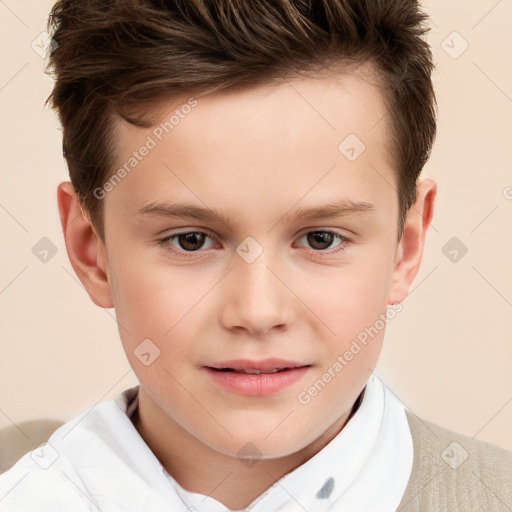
(219, 247, 295, 337)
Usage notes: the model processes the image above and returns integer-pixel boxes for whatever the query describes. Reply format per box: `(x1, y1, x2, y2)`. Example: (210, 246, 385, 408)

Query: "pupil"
(308, 232, 333, 250)
(179, 233, 205, 251)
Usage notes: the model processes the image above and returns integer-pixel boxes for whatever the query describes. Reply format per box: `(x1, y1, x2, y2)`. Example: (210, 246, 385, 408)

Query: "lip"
(203, 358, 312, 396)
(207, 358, 309, 372)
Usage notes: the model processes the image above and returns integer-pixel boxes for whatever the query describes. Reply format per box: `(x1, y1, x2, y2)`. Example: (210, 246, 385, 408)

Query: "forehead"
(107, 66, 397, 229)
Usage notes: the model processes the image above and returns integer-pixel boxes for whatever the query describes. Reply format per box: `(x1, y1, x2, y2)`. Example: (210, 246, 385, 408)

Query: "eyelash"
(156, 230, 351, 260)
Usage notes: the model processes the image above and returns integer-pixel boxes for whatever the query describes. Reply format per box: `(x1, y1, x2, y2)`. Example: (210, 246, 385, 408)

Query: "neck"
(132, 390, 363, 510)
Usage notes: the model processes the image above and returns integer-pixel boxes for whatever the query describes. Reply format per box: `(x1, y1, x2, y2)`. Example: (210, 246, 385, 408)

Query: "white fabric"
(0, 373, 413, 511)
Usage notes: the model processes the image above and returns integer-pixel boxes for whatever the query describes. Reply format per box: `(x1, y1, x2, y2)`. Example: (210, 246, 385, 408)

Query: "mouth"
(206, 358, 311, 374)
(203, 358, 312, 395)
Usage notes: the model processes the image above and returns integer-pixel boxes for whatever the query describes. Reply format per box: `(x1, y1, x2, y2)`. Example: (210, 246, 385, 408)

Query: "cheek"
(108, 260, 199, 396)
(106, 252, 218, 387)
(108, 250, 200, 334)
(301, 259, 393, 339)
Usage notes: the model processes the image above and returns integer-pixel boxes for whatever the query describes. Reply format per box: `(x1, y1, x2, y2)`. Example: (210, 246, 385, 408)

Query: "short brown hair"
(46, 0, 436, 240)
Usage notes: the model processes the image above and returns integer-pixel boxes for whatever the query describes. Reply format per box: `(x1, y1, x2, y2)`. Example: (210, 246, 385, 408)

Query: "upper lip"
(206, 358, 311, 372)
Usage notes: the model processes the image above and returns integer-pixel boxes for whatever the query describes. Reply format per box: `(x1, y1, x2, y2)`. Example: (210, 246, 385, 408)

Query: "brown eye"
(157, 230, 219, 259)
(176, 232, 207, 251)
(295, 230, 350, 256)
(306, 231, 335, 250)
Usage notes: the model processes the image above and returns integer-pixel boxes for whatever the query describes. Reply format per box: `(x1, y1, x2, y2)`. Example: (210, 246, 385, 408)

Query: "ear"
(388, 178, 437, 305)
(57, 181, 113, 308)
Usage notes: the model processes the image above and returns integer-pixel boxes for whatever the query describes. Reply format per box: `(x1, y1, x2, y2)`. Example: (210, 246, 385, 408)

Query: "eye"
(295, 230, 349, 254)
(157, 231, 217, 258)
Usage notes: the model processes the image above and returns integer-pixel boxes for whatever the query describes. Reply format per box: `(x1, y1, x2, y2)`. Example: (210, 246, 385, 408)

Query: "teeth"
(238, 368, 283, 374)
(215, 367, 293, 374)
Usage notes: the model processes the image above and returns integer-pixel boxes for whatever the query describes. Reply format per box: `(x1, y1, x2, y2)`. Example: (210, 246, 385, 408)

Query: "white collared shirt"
(0, 373, 413, 511)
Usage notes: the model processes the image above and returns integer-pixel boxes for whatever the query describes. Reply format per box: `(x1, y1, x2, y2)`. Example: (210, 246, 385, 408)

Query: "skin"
(58, 65, 436, 510)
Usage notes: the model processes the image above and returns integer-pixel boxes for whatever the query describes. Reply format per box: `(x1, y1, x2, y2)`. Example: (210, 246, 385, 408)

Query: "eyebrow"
(282, 199, 375, 222)
(137, 199, 375, 228)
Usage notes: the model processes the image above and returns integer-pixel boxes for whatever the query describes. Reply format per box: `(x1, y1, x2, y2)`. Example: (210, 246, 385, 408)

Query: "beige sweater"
(398, 410, 512, 511)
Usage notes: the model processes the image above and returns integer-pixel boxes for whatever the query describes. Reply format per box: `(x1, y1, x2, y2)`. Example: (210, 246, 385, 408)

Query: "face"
(100, 67, 401, 459)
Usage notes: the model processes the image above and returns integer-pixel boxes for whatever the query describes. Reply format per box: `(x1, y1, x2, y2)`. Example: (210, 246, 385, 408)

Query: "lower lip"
(204, 367, 310, 396)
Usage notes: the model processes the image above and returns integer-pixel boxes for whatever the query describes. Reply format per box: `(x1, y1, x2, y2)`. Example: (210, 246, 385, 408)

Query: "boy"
(1, 0, 511, 510)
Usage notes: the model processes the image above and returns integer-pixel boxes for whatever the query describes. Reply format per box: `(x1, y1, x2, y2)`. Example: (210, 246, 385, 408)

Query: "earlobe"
(387, 178, 437, 305)
(57, 181, 114, 308)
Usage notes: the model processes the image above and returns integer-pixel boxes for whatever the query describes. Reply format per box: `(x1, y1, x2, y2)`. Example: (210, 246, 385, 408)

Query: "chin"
(205, 429, 314, 462)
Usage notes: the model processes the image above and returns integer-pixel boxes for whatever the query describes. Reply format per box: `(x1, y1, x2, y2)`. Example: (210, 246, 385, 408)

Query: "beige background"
(1, 1, 511, 451)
